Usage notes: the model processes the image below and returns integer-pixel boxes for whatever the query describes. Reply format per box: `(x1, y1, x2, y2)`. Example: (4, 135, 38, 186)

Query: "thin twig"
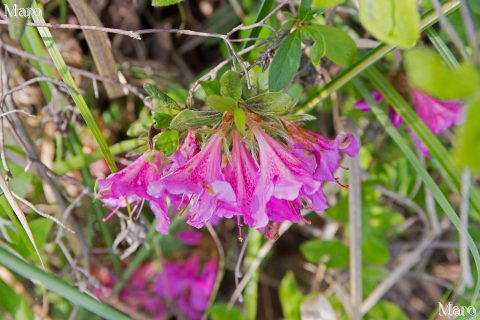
(0, 109, 35, 118)
(1, 76, 77, 105)
(234, 232, 250, 303)
(0, 43, 143, 98)
(459, 169, 474, 291)
(228, 222, 292, 307)
(360, 233, 437, 314)
(349, 146, 362, 320)
(12, 191, 75, 233)
(203, 223, 225, 320)
(375, 185, 430, 227)
(0, 19, 141, 39)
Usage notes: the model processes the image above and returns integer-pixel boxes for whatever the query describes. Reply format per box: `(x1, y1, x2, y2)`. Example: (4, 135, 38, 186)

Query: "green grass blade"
(354, 79, 480, 303)
(365, 67, 480, 221)
(425, 28, 459, 69)
(0, 246, 129, 320)
(296, 0, 461, 114)
(241, 0, 274, 59)
(31, 6, 118, 173)
(17, 21, 120, 272)
(0, 175, 44, 267)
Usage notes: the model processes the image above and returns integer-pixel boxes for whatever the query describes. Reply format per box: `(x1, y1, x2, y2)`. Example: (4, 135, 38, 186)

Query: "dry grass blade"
(67, 0, 125, 99)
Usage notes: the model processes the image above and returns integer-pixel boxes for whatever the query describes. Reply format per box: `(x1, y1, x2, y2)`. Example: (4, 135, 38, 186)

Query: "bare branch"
(0, 19, 141, 39)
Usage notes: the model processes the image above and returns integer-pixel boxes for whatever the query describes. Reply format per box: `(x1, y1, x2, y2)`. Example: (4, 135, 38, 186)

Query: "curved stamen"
(102, 205, 121, 222)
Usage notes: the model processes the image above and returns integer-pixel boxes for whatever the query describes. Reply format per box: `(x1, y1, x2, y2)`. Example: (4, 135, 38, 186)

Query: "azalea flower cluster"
(97, 114, 360, 237)
(95, 253, 217, 319)
(354, 88, 463, 157)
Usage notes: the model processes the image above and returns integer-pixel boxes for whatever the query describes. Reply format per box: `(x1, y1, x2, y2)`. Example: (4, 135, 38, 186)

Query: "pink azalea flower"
(354, 89, 384, 112)
(97, 151, 171, 234)
(155, 255, 217, 320)
(177, 229, 204, 245)
(412, 88, 463, 135)
(388, 105, 404, 128)
(354, 88, 463, 157)
(164, 130, 199, 173)
(149, 134, 236, 228)
(408, 129, 431, 157)
(119, 262, 167, 318)
(250, 126, 322, 228)
(223, 131, 259, 227)
(354, 90, 403, 128)
(162, 130, 200, 215)
(288, 124, 360, 185)
(265, 198, 303, 223)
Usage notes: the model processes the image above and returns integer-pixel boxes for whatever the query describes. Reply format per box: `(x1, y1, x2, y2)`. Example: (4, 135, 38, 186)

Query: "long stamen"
(236, 215, 244, 242)
(335, 178, 349, 189)
(102, 205, 121, 222)
(302, 217, 312, 225)
(178, 194, 194, 217)
(135, 200, 145, 221)
(129, 201, 141, 220)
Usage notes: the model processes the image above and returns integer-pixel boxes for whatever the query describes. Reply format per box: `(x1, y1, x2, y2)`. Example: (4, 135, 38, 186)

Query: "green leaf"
(8, 163, 32, 198)
(0, 174, 43, 266)
(241, 0, 275, 60)
(363, 267, 386, 295)
(155, 130, 179, 156)
(209, 303, 243, 320)
(404, 47, 479, 100)
(469, 0, 480, 14)
(283, 114, 317, 122)
(6, 0, 33, 42)
(0, 246, 129, 320)
(455, 99, 480, 171)
(359, 0, 420, 48)
(312, 0, 345, 8)
(152, 0, 182, 6)
(152, 113, 173, 129)
(296, 1, 462, 114)
(200, 80, 221, 96)
(206, 95, 237, 112)
(366, 301, 408, 320)
(233, 108, 246, 133)
(169, 110, 222, 131)
(144, 84, 181, 113)
(30, 219, 53, 249)
(269, 31, 302, 91)
(298, 0, 312, 19)
(300, 240, 349, 269)
(0, 279, 33, 320)
(302, 26, 326, 66)
(363, 234, 390, 264)
(126, 121, 148, 137)
(246, 92, 295, 114)
(315, 25, 357, 67)
(242, 70, 259, 99)
(220, 70, 242, 100)
(279, 272, 303, 320)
